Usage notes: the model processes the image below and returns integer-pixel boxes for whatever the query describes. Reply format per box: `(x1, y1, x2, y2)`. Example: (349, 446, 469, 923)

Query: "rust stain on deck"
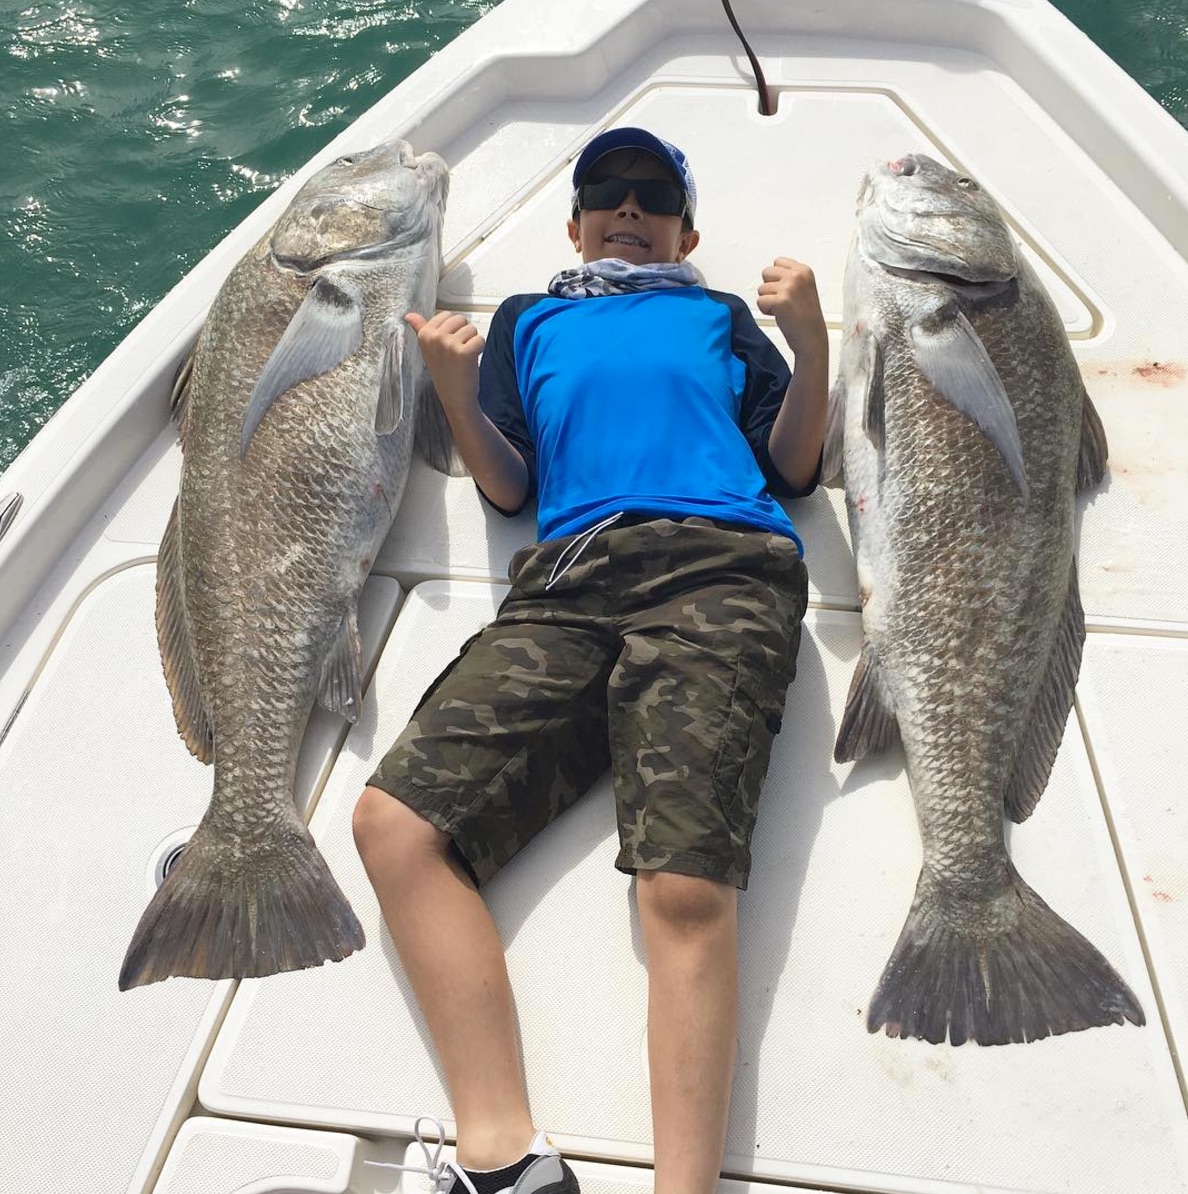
(1090, 360, 1187, 388)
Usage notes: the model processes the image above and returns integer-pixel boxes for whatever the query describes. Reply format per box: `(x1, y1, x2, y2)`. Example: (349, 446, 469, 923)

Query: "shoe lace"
(364, 1115, 452, 1191)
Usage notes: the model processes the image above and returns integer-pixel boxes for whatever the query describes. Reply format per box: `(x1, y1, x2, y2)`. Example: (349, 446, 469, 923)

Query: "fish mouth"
(886, 154, 918, 177)
(875, 153, 929, 181)
(274, 234, 425, 274)
(411, 149, 450, 206)
(411, 148, 448, 171)
(885, 264, 1015, 295)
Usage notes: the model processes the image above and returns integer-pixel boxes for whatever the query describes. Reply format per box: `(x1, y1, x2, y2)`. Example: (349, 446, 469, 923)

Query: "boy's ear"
(676, 228, 700, 262)
(567, 217, 582, 254)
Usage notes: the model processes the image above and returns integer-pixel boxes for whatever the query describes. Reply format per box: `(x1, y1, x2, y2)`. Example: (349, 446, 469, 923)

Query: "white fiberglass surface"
(152, 1118, 857, 1194)
(153, 1120, 360, 1194)
(200, 582, 1187, 1193)
(0, 568, 401, 1194)
(1077, 637, 1188, 1073)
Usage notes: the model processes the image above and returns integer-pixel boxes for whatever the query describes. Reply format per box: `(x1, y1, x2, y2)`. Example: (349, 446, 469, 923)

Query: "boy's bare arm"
(757, 258, 829, 492)
(405, 311, 530, 512)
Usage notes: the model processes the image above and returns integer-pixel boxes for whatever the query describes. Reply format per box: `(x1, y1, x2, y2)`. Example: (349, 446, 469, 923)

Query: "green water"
(1, 0, 1185, 475)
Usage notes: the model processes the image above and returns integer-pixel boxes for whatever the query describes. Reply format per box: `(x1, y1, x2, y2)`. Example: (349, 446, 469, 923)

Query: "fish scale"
(120, 137, 450, 989)
(827, 153, 1142, 1045)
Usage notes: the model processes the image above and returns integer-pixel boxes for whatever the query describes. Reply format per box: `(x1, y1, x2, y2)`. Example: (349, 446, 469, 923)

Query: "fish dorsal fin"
(909, 305, 1029, 499)
(1004, 559, 1086, 822)
(1077, 389, 1109, 492)
(375, 319, 413, 436)
(241, 276, 364, 457)
(415, 373, 468, 476)
(834, 640, 900, 763)
(317, 605, 363, 723)
(156, 499, 213, 763)
(170, 340, 198, 447)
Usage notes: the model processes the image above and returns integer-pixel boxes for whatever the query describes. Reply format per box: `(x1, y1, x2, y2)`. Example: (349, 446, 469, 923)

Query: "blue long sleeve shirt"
(477, 286, 817, 552)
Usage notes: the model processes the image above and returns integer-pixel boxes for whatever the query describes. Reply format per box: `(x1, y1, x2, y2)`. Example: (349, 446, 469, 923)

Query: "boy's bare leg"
(353, 786, 536, 1169)
(637, 871, 739, 1194)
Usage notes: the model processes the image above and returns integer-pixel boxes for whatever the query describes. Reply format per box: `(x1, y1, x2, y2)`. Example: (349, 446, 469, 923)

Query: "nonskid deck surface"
(1, 2, 1187, 1192)
(0, 564, 405, 1194)
(153, 1118, 859, 1194)
(198, 582, 1184, 1193)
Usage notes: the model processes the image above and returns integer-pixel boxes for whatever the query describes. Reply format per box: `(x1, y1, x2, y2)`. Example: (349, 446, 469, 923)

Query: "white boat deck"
(1, 1, 1186, 1191)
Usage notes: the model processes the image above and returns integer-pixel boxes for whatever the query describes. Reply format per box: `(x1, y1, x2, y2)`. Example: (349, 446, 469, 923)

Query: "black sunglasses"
(574, 176, 687, 219)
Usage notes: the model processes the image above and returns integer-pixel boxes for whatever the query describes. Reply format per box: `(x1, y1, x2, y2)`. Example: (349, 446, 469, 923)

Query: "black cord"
(721, 0, 774, 115)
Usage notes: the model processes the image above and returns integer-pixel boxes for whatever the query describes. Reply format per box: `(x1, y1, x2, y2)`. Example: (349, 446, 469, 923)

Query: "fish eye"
(337, 155, 355, 166)
(956, 176, 978, 190)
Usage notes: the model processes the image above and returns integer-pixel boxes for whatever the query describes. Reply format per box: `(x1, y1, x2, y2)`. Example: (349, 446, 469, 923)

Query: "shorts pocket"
(710, 657, 785, 827)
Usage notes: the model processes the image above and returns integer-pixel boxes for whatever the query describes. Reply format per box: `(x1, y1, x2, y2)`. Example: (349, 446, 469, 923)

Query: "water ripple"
(0, 0, 494, 472)
(1056, 0, 1188, 126)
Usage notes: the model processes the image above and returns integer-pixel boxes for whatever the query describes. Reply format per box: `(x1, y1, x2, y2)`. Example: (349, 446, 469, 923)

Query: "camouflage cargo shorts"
(368, 515, 809, 889)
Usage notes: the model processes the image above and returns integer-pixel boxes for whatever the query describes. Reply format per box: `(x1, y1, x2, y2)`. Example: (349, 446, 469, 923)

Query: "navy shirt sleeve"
(718, 291, 822, 499)
(476, 294, 545, 515)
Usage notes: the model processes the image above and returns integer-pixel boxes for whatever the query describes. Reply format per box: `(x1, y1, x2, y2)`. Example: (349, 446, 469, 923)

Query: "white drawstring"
(545, 511, 624, 590)
(365, 1115, 451, 1190)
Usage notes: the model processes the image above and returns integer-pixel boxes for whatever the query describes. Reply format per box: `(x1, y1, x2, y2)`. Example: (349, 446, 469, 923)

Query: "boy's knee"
(352, 785, 444, 865)
(637, 870, 736, 936)
(352, 785, 393, 854)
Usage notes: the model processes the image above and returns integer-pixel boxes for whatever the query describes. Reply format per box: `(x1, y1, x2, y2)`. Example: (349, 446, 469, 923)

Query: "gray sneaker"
(437, 1131, 580, 1194)
(369, 1121, 580, 1194)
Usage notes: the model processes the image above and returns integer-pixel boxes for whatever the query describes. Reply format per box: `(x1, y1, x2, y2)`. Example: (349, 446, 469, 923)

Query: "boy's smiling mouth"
(605, 232, 650, 248)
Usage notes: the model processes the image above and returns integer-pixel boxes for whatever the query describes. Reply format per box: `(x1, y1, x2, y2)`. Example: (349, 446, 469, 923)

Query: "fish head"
(270, 137, 449, 273)
(856, 154, 1016, 284)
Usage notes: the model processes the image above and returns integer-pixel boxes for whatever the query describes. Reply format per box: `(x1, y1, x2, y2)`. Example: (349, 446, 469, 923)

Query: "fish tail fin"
(867, 867, 1144, 1045)
(119, 814, 364, 990)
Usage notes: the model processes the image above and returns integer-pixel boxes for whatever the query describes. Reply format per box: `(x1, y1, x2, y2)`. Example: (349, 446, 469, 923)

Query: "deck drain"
(159, 843, 187, 881)
(147, 828, 196, 894)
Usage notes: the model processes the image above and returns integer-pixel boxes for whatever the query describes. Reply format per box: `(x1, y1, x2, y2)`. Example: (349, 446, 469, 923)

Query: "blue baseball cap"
(571, 127, 698, 226)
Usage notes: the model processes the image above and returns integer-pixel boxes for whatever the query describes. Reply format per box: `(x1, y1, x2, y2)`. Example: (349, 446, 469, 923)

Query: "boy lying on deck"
(353, 126, 828, 1194)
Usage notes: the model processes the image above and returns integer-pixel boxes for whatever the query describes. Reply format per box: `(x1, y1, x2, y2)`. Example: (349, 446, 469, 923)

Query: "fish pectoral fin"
(824, 329, 883, 480)
(375, 319, 412, 436)
(156, 500, 213, 763)
(859, 332, 886, 450)
(170, 337, 199, 448)
(415, 373, 468, 476)
(317, 605, 364, 723)
(1004, 559, 1085, 822)
(241, 276, 364, 457)
(909, 306, 1029, 499)
(822, 374, 846, 484)
(375, 315, 466, 474)
(834, 640, 899, 763)
(1077, 388, 1109, 492)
